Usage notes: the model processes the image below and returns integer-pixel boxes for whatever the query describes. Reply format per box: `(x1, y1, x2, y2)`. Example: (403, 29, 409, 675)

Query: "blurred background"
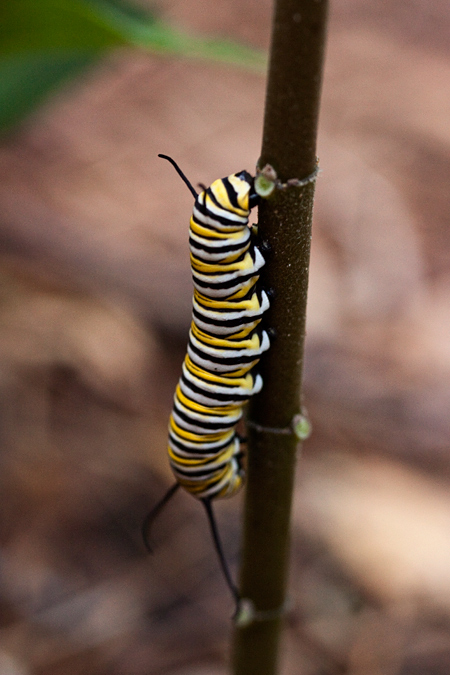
(1, 0, 450, 673)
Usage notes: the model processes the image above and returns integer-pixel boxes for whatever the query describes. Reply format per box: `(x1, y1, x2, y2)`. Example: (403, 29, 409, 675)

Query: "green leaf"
(0, 0, 266, 133)
(132, 21, 266, 72)
(0, 0, 266, 70)
(0, 51, 99, 133)
(0, 0, 151, 132)
(0, 0, 138, 54)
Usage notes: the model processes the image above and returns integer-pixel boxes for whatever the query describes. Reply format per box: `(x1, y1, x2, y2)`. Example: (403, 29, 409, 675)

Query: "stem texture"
(232, 1, 328, 673)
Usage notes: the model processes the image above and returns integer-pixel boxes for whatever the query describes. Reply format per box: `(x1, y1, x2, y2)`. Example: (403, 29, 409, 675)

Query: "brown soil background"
(1, 1, 450, 673)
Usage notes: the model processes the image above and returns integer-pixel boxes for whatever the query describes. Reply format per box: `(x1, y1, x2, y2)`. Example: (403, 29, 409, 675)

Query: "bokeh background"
(1, 0, 450, 673)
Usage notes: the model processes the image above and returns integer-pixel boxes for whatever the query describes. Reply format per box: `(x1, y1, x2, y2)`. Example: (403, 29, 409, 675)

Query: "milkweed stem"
(232, 0, 329, 673)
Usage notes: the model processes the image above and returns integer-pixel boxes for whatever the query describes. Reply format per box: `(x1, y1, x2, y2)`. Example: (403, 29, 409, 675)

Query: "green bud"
(293, 413, 311, 440)
(234, 598, 256, 627)
(254, 173, 276, 198)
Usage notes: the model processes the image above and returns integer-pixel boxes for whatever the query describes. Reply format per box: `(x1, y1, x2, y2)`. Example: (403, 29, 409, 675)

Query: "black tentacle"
(142, 482, 180, 553)
(158, 154, 198, 199)
(202, 498, 240, 606)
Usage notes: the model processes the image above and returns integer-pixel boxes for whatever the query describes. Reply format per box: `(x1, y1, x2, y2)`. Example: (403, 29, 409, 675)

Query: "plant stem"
(231, 1, 328, 674)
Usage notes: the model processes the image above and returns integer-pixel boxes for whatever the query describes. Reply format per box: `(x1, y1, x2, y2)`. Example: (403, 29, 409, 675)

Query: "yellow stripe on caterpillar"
(169, 417, 235, 443)
(185, 355, 255, 388)
(194, 289, 262, 312)
(190, 250, 255, 274)
(168, 442, 237, 466)
(190, 322, 263, 350)
(190, 218, 244, 239)
(175, 385, 242, 415)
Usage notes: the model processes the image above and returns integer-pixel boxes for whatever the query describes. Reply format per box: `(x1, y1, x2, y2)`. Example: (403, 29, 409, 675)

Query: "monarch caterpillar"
(143, 155, 271, 604)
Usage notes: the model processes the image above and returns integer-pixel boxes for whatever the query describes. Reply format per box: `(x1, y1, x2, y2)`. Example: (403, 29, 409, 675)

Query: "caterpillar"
(143, 155, 271, 604)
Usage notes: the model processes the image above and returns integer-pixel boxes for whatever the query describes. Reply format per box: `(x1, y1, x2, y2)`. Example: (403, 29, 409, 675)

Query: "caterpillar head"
(229, 170, 259, 211)
(208, 170, 259, 218)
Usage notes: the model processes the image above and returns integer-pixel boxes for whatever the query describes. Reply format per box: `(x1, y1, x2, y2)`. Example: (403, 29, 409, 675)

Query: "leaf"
(132, 21, 266, 72)
(0, 0, 149, 132)
(0, 0, 266, 133)
(0, 52, 99, 133)
(0, 0, 136, 54)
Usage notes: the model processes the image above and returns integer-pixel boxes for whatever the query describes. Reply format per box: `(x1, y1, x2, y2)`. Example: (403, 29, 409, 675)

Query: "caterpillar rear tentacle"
(144, 155, 271, 607)
(142, 482, 180, 553)
(202, 498, 240, 604)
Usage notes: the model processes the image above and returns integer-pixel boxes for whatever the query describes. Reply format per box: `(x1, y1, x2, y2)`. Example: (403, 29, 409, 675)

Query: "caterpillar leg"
(201, 498, 240, 607)
(259, 240, 272, 254)
(142, 482, 180, 553)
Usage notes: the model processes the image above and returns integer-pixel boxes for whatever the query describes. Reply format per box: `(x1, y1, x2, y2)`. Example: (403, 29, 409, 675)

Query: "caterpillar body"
(144, 155, 271, 603)
(170, 168, 270, 500)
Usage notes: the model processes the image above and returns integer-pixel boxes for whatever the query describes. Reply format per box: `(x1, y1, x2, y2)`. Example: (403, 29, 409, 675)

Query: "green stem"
(232, 1, 328, 673)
